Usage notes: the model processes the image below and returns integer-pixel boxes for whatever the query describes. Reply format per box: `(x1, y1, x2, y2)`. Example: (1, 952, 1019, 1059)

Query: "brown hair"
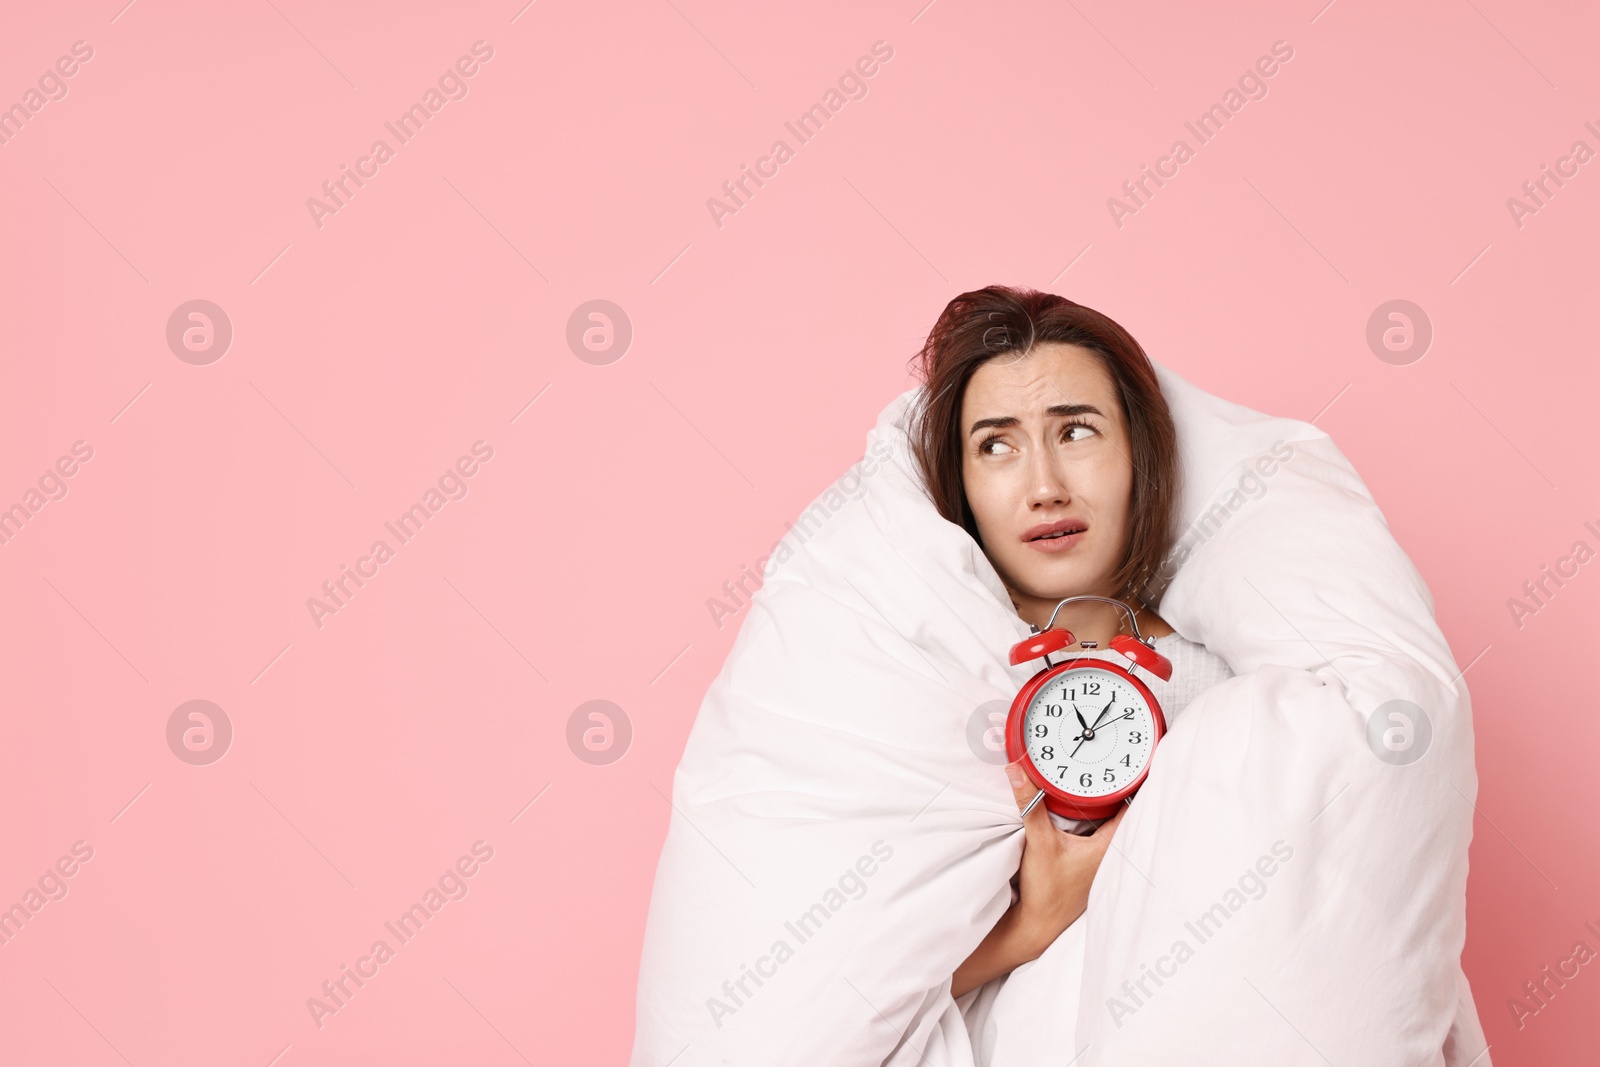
(907, 285, 1178, 603)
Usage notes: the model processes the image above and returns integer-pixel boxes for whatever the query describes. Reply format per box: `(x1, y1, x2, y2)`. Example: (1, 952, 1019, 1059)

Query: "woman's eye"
(1063, 423, 1099, 442)
(979, 437, 1017, 455)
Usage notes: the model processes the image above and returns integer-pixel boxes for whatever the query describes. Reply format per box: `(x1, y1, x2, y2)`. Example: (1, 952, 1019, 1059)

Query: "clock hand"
(1070, 712, 1134, 744)
(1075, 709, 1091, 735)
(1088, 695, 1118, 731)
(1076, 698, 1116, 740)
(1069, 699, 1130, 759)
(1072, 712, 1133, 740)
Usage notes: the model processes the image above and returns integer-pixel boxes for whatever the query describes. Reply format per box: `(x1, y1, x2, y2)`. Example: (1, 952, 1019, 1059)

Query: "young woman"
(905, 286, 1234, 1006)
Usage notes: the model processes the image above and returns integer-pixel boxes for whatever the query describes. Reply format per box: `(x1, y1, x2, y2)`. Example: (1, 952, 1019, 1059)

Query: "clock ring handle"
(1039, 595, 1152, 645)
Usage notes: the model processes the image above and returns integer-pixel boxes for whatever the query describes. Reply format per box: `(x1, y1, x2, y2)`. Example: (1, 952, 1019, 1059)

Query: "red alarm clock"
(1005, 596, 1173, 821)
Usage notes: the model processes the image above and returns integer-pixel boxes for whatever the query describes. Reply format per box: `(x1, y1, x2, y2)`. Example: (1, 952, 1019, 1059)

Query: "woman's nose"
(1026, 451, 1070, 509)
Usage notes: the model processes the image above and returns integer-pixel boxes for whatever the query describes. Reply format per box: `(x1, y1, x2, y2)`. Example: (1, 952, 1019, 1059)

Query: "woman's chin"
(1010, 568, 1111, 606)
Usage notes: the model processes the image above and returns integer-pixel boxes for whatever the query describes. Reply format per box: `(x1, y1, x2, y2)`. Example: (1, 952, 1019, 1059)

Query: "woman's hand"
(950, 761, 1127, 999)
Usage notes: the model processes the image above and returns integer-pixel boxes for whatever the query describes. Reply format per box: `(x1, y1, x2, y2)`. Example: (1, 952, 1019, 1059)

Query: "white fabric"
(630, 360, 1489, 1067)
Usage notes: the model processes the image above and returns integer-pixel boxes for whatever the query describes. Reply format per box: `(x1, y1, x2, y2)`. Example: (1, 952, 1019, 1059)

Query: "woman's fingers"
(1004, 760, 1051, 835)
(1003, 759, 1036, 810)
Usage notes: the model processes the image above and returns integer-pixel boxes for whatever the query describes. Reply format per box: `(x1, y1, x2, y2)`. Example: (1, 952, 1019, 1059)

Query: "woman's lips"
(1025, 529, 1085, 553)
(1021, 518, 1088, 553)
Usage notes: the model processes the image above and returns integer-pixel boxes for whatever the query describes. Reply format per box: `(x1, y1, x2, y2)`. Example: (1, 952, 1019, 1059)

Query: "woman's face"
(959, 343, 1134, 616)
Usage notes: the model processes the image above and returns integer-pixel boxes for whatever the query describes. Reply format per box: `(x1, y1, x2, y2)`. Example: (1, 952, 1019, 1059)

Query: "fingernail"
(1004, 762, 1024, 789)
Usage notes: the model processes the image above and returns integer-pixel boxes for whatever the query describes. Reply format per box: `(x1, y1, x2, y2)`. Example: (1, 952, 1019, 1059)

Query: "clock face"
(1022, 665, 1157, 798)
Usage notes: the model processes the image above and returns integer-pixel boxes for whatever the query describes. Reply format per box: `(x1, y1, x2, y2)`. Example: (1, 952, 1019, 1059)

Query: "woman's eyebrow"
(968, 415, 1018, 434)
(968, 403, 1105, 435)
(1047, 402, 1104, 419)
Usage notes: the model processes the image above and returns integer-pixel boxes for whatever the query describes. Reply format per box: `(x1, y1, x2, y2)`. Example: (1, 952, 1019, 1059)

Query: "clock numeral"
(1084, 681, 1101, 695)
(1103, 767, 1115, 783)
(1129, 731, 1143, 744)
(1032, 724, 1048, 738)
(1120, 755, 1131, 766)
(1043, 703, 1063, 717)
(1039, 746, 1054, 761)
(1079, 772, 1092, 788)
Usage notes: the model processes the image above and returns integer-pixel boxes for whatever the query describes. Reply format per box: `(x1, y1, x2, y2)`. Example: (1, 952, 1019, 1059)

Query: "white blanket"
(631, 362, 1490, 1067)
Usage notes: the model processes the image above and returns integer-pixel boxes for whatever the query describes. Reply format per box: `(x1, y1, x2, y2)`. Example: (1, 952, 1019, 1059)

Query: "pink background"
(1, 0, 1596, 1063)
